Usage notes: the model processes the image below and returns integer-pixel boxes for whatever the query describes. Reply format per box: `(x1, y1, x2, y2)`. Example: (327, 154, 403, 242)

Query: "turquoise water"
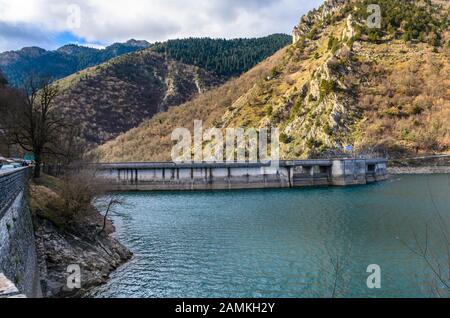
(90, 174, 450, 298)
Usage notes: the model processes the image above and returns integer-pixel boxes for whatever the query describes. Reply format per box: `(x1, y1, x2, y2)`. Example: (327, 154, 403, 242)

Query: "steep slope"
(95, 48, 288, 161)
(54, 50, 222, 144)
(0, 40, 151, 87)
(96, 0, 450, 162)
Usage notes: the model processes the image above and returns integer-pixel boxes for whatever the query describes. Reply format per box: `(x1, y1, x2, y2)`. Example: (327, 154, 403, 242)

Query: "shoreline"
(388, 166, 450, 175)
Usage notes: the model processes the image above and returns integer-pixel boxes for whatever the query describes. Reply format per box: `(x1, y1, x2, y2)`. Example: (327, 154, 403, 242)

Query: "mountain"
(49, 36, 292, 145)
(96, 0, 450, 162)
(0, 39, 151, 87)
(152, 34, 292, 77)
(54, 50, 223, 145)
(0, 35, 291, 89)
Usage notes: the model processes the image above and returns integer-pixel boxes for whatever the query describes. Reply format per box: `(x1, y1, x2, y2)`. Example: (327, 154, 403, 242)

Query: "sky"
(0, 0, 324, 52)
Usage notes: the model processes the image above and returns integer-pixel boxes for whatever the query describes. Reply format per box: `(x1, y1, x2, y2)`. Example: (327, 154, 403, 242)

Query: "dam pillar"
(331, 159, 367, 186)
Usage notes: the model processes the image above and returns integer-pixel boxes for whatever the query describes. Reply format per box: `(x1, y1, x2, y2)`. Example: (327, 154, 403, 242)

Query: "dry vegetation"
(54, 50, 223, 145)
(354, 42, 450, 156)
(95, 48, 288, 162)
(28, 172, 106, 229)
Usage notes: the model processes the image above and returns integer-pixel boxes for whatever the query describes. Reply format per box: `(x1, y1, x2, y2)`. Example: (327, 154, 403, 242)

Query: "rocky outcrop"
(0, 273, 26, 298)
(342, 14, 356, 41)
(34, 215, 132, 298)
(292, 0, 350, 43)
(284, 36, 359, 154)
(321, 0, 349, 19)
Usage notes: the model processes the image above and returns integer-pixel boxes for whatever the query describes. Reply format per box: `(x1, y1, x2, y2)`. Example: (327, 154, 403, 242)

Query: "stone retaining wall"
(0, 167, 41, 297)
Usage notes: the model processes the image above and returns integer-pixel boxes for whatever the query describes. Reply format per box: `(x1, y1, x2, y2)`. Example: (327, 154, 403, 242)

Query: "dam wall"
(0, 167, 41, 298)
(95, 159, 388, 191)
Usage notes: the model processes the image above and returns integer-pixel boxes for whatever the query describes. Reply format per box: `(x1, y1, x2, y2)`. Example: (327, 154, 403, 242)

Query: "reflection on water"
(89, 174, 450, 298)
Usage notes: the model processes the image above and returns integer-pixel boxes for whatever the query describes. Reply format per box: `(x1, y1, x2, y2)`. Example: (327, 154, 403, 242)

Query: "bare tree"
(95, 195, 128, 235)
(398, 176, 450, 298)
(0, 76, 68, 178)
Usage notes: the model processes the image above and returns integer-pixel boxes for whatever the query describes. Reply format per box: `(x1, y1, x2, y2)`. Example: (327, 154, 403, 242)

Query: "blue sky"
(0, 0, 324, 52)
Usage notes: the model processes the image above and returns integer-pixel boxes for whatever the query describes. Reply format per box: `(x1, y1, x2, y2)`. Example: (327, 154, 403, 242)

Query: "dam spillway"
(95, 159, 388, 191)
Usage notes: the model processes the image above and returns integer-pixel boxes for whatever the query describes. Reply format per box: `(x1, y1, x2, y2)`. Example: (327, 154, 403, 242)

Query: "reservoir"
(89, 174, 450, 298)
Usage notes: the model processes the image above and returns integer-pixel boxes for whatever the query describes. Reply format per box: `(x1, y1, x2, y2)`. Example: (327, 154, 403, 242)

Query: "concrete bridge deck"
(94, 159, 388, 191)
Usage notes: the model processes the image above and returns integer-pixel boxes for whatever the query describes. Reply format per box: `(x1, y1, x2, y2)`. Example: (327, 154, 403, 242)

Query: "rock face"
(321, 0, 349, 19)
(0, 273, 26, 298)
(284, 44, 357, 152)
(342, 14, 356, 40)
(34, 216, 132, 298)
(292, 0, 350, 43)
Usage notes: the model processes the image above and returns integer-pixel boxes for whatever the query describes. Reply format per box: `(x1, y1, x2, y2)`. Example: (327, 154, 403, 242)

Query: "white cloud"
(0, 0, 324, 51)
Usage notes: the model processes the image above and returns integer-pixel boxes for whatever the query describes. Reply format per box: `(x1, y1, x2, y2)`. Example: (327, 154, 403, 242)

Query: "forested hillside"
(152, 34, 292, 77)
(0, 40, 150, 87)
(0, 35, 291, 88)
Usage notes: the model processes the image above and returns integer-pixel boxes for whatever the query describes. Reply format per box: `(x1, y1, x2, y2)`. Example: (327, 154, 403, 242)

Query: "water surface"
(90, 174, 450, 298)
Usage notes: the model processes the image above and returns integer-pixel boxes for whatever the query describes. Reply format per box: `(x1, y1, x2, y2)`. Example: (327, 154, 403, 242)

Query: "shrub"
(408, 105, 424, 115)
(319, 79, 337, 100)
(328, 36, 341, 53)
(270, 67, 281, 78)
(323, 123, 333, 136)
(353, 0, 444, 45)
(308, 27, 318, 40)
(280, 133, 293, 144)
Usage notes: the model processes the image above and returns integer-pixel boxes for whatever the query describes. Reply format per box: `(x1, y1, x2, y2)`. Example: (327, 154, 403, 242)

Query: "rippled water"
(89, 174, 450, 298)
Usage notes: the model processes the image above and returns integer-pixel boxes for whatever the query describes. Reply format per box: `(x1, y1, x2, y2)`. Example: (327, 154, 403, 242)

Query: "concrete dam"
(96, 159, 388, 191)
